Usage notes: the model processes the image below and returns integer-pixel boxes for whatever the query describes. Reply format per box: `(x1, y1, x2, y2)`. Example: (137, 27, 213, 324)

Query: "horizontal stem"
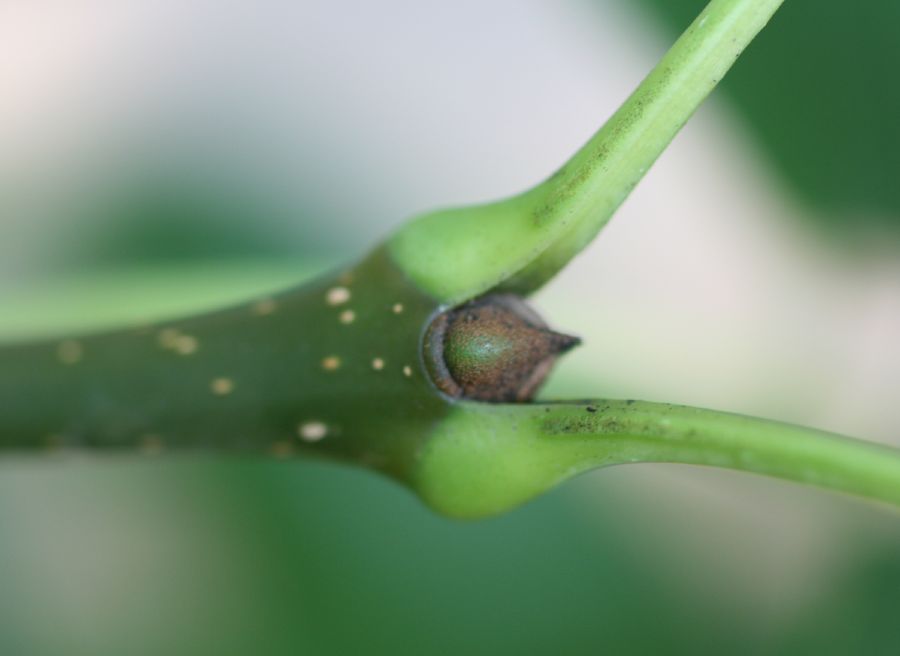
(544, 400, 900, 507)
(416, 399, 900, 518)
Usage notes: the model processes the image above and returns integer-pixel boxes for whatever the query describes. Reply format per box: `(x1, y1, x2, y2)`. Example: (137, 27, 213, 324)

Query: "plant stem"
(502, 0, 787, 292)
(390, 0, 787, 303)
(416, 400, 900, 518)
(562, 401, 900, 504)
(0, 248, 450, 483)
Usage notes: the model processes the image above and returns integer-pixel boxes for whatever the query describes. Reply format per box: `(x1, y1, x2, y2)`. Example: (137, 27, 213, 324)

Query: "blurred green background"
(1, 1, 899, 654)
(640, 0, 900, 239)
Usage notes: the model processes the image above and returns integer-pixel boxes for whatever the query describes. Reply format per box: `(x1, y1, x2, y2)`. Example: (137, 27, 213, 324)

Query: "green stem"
(415, 400, 900, 518)
(8, 0, 882, 527)
(390, 0, 786, 303)
(0, 248, 451, 484)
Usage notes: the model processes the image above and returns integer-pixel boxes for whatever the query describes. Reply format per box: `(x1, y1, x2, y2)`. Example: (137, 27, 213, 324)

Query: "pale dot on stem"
(402, 365, 413, 378)
(158, 328, 181, 349)
(211, 377, 235, 395)
(339, 309, 356, 324)
(57, 340, 83, 365)
(140, 434, 164, 455)
(298, 421, 328, 442)
(322, 356, 341, 371)
(392, 303, 404, 314)
(253, 298, 277, 316)
(371, 357, 385, 371)
(174, 335, 198, 355)
(326, 287, 351, 306)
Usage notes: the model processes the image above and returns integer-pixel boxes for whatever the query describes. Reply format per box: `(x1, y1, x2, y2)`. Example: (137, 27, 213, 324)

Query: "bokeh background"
(1, 1, 899, 654)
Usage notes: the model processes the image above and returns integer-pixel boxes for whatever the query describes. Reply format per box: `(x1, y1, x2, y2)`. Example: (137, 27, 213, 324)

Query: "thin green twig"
(416, 400, 900, 518)
(390, 0, 787, 303)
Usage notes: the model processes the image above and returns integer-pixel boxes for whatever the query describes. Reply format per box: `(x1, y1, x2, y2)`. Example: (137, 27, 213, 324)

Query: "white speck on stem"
(211, 377, 235, 395)
(252, 298, 277, 316)
(298, 422, 328, 442)
(326, 287, 351, 306)
(174, 335, 198, 355)
(158, 328, 180, 349)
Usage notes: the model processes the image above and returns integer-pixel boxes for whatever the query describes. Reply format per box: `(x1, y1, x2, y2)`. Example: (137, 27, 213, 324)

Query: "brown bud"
(424, 294, 579, 402)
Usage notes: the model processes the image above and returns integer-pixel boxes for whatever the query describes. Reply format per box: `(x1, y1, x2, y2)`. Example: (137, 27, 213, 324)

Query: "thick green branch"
(0, 249, 451, 484)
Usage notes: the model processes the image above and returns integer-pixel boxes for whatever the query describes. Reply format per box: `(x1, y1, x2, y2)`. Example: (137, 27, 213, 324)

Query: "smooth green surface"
(635, 0, 900, 235)
(0, 249, 450, 483)
(0, 260, 327, 342)
(389, 0, 785, 303)
(417, 400, 900, 518)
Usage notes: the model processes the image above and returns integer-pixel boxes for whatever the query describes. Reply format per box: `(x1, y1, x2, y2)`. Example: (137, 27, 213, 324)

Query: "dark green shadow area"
(58, 181, 306, 271)
(1, 459, 898, 655)
(0, 460, 694, 655)
(626, 0, 900, 238)
(775, 548, 900, 655)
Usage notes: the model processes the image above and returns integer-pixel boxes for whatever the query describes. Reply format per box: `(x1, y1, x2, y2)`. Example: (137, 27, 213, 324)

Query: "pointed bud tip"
(424, 294, 580, 403)
(548, 331, 581, 354)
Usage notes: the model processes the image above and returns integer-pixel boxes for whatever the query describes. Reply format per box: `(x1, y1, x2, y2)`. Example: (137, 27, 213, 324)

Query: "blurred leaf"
(63, 180, 303, 268)
(631, 0, 900, 237)
(776, 547, 900, 655)
(0, 260, 327, 340)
